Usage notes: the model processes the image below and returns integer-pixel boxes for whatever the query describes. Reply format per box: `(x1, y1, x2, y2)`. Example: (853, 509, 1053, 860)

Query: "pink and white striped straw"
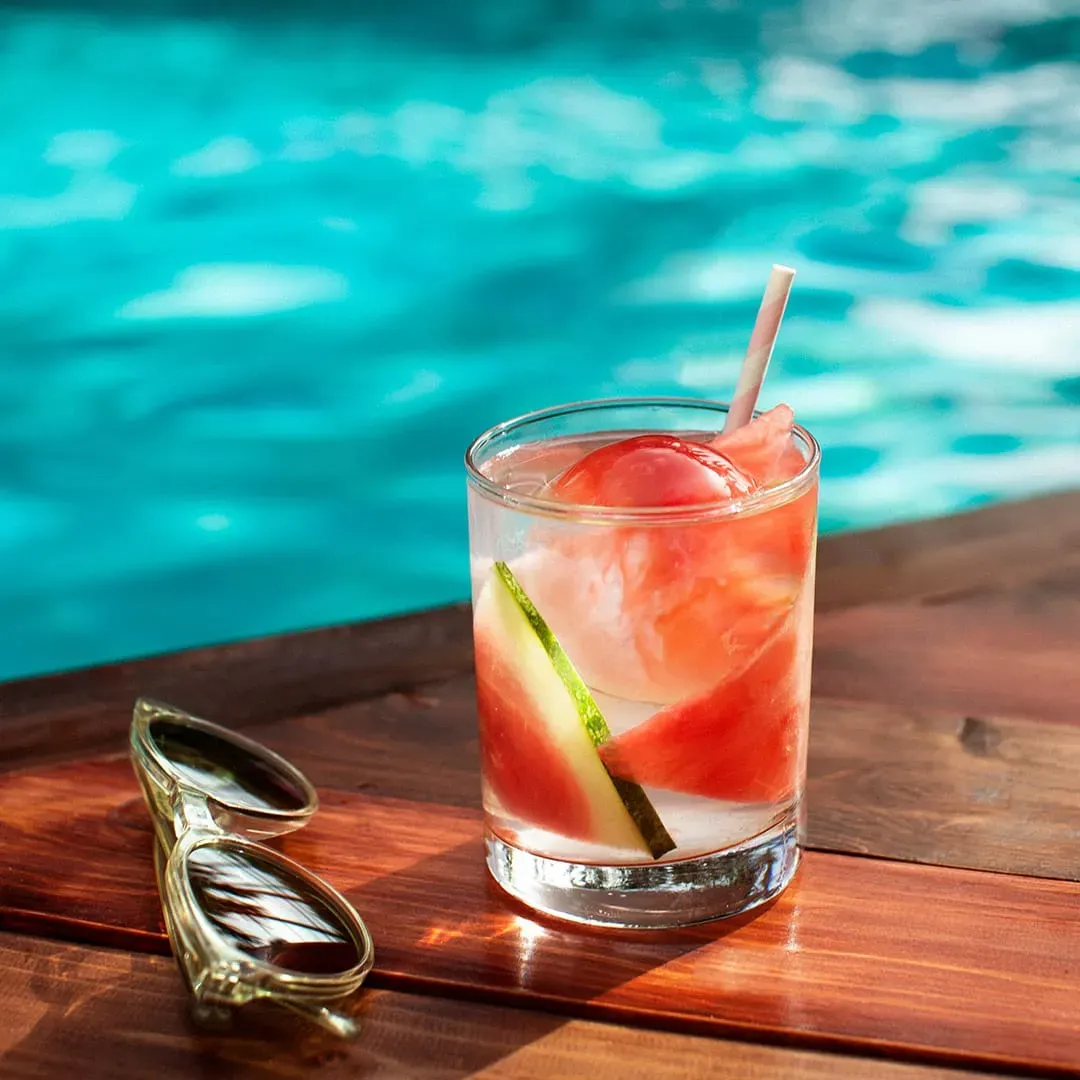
(722, 264, 796, 433)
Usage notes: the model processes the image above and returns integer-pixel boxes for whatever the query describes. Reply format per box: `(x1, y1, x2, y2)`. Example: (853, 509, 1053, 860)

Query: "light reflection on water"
(0, 0, 1078, 679)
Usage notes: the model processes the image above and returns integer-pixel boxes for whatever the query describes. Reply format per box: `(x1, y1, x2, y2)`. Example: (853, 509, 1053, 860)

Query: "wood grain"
(807, 700, 1080, 880)
(2, 762, 1078, 1075)
(813, 489, 1080, 725)
(2, 489, 1078, 1078)
(812, 573, 1080, 725)
(255, 683, 1080, 880)
(254, 675, 483, 808)
(0, 604, 472, 775)
(35, 672, 1073, 883)
(814, 489, 1080, 612)
(0, 933, 1012, 1080)
(7, 671, 1075, 885)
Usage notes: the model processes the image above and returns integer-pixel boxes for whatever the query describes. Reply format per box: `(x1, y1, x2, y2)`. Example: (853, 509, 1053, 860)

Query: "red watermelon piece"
(550, 433, 757, 508)
(473, 562, 674, 857)
(599, 626, 805, 804)
(710, 404, 806, 486)
(524, 406, 815, 706)
(476, 626, 596, 842)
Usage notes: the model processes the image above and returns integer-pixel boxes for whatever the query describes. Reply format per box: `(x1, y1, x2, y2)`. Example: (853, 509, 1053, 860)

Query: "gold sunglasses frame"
(129, 698, 374, 1038)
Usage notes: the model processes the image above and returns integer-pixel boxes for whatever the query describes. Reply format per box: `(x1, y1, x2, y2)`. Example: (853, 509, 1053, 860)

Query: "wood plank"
(0, 603, 472, 774)
(60, 674, 1075, 881)
(2, 762, 1078, 1075)
(0, 933, 1010, 1080)
(4, 490, 1075, 777)
(807, 700, 1080, 879)
(255, 683, 1080, 881)
(254, 675, 483, 808)
(9, 671, 1074, 883)
(812, 572, 1080, 724)
(815, 489, 1080, 612)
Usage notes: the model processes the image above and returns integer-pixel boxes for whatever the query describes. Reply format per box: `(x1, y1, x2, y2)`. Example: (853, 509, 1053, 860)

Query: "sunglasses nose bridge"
(176, 786, 224, 837)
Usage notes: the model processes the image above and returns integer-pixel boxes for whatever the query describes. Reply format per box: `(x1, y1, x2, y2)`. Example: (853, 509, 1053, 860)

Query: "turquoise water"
(1, 1, 1078, 681)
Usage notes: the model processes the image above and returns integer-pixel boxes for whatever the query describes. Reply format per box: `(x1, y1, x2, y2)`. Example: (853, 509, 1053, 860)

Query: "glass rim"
(464, 396, 821, 524)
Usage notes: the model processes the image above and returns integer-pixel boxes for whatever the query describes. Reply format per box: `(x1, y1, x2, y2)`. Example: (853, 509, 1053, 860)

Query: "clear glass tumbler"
(465, 398, 820, 928)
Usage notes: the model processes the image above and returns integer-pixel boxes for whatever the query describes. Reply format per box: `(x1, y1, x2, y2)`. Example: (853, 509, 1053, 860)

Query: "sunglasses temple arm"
(278, 997, 360, 1039)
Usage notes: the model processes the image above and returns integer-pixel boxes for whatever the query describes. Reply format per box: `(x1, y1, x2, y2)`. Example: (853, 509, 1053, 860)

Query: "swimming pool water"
(1, 0, 1078, 680)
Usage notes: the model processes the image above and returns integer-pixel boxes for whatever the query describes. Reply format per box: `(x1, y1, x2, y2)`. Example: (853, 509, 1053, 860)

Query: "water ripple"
(0, 0, 1077, 677)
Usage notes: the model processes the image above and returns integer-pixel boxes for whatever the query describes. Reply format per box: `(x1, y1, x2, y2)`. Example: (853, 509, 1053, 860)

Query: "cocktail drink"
(465, 397, 820, 928)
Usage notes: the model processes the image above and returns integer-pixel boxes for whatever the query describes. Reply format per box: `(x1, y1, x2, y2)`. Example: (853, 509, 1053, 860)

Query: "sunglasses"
(130, 698, 374, 1038)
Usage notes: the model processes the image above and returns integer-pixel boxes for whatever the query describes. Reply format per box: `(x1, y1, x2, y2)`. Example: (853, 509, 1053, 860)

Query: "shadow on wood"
(1, 933, 1014, 1080)
(2, 760, 1079, 1074)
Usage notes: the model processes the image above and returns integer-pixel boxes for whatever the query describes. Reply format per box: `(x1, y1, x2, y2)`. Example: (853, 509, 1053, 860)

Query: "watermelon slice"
(473, 561, 675, 859)
(599, 626, 804, 804)
(709, 404, 806, 486)
(522, 407, 815, 706)
(549, 433, 757, 508)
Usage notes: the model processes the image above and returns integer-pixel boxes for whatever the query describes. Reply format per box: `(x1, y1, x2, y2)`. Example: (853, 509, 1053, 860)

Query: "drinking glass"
(465, 398, 819, 928)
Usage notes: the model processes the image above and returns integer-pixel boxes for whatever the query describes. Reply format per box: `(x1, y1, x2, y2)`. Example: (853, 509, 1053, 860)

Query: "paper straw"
(722, 264, 796, 433)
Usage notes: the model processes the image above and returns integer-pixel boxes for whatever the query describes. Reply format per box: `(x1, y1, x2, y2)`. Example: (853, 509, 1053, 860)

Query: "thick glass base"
(485, 814, 800, 930)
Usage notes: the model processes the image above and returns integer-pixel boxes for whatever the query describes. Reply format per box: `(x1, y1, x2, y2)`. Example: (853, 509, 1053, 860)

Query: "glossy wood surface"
(812, 580, 1080, 725)
(811, 492, 1080, 724)
(814, 489, 1080, 611)
(2, 933, 1009, 1080)
(2, 490, 1079, 1078)
(0, 603, 473, 774)
(2, 760, 1079, 1074)
(6, 683, 1080, 888)
(807, 700, 1080, 879)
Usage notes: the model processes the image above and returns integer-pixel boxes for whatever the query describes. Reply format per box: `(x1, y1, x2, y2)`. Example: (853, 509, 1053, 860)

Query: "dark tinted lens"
(186, 843, 361, 975)
(149, 719, 308, 813)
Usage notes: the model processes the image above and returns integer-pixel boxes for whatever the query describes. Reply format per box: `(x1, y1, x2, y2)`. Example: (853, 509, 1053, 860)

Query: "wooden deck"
(2, 488, 1078, 1079)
